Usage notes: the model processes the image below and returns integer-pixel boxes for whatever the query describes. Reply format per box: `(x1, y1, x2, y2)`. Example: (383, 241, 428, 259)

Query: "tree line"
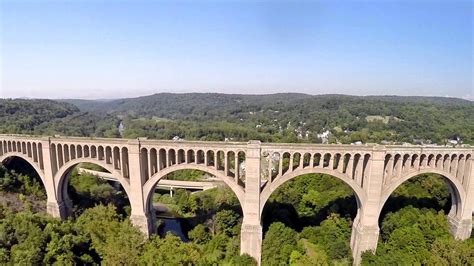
(2, 94, 473, 144)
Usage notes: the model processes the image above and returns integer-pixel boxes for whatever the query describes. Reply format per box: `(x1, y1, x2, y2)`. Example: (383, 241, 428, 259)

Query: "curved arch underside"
(379, 169, 465, 218)
(143, 164, 245, 209)
(55, 158, 131, 202)
(260, 168, 366, 216)
(0, 153, 47, 187)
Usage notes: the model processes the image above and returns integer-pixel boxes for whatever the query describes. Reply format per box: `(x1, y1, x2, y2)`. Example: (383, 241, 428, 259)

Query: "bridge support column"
(46, 199, 71, 219)
(449, 156, 474, 240)
(351, 224, 379, 264)
(128, 139, 153, 236)
(241, 224, 262, 263)
(130, 213, 153, 236)
(41, 137, 73, 220)
(240, 141, 262, 265)
(448, 216, 472, 239)
(351, 148, 385, 265)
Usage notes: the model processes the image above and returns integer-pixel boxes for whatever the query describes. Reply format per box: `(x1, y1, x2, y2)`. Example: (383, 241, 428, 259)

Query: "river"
(154, 202, 189, 241)
(158, 217, 188, 241)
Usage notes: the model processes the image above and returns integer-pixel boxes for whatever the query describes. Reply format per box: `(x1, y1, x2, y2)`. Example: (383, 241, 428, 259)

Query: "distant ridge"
(2, 93, 473, 144)
(60, 93, 472, 114)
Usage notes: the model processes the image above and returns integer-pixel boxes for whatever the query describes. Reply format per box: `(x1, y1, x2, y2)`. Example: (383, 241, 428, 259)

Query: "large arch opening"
(364, 172, 466, 264)
(56, 162, 131, 218)
(379, 173, 457, 224)
(0, 155, 47, 212)
(144, 168, 245, 263)
(261, 172, 363, 265)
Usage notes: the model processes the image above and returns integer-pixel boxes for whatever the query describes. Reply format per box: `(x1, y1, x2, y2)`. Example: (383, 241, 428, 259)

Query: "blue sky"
(0, 0, 472, 99)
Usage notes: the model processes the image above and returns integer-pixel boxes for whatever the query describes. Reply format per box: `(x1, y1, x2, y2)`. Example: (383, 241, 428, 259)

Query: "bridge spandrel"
(260, 146, 373, 187)
(381, 148, 473, 191)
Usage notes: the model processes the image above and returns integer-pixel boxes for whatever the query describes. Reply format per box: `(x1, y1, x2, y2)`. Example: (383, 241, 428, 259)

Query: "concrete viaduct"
(0, 134, 472, 264)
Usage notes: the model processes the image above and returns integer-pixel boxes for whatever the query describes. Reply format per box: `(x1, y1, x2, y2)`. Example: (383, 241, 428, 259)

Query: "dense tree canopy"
(2, 93, 473, 144)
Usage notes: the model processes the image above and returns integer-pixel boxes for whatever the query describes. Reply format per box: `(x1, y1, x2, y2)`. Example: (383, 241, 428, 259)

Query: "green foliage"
(0, 99, 78, 134)
(140, 234, 201, 265)
(292, 240, 329, 266)
(214, 209, 240, 237)
(200, 233, 233, 264)
(188, 224, 211, 244)
(263, 174, 356, 230)
(0, 202, 251, 266)
(68, 168, 130, 217)
(262, 222, 299, 265)
(270, 174, 353, 216)
(0, 99, 119, 137)
(0, 164, 46, 199)
(0, 210, 94, 265)
(74, 205, 145, 265)
(227, 253, 258, 266)
(165, 169, 207, 181)
(3, 95, 473, 145)
(153, 186, 240, 217)
(42, 221, 95, 265)
(380, 206, 450, 242)
(426, 238, 474, 265)
(362, 206, 461, 265)
(391, 174, 449, 201)
(300, 214, 352, 261)
(66, 93, 474, 144)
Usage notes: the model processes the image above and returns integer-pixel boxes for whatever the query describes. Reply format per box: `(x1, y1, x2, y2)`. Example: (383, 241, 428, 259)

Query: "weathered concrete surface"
(1, 134, 473, 265)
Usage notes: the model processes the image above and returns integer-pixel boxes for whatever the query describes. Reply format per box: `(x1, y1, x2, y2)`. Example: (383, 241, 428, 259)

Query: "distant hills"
(2, 93, 473, 144)
(61, 93, 472, 118)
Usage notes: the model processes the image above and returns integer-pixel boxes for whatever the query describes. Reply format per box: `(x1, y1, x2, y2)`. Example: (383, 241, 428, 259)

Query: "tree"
(300, 214, 351, 261)
(426, 238, 474, 265)
(75, 205, 144, 264)
(262, 222, 299, 265)
(214, 210, 240, 237)
(140, 234, 201, 265)
(188, 224, 210, 244)
(227, 254, 257, 266)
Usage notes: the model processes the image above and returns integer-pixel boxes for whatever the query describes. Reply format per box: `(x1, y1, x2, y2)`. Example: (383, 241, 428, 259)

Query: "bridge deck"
(0, 134, 470, 152)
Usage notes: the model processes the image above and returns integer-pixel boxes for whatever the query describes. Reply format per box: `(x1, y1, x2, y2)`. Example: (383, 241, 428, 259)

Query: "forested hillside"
(2, 93, 473, 145)
(65, 93, 474, 144)
(0, 99, 78, 133)
(0, 99, 120, 137)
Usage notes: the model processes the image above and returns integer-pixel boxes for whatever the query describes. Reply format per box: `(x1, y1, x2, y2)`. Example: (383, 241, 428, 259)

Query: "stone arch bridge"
(0, 134, 472, 264)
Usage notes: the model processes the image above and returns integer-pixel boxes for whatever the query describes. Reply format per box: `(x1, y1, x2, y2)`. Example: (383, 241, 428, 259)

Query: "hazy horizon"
(1, 92, 472, 102)
(1, 1, 472, 100)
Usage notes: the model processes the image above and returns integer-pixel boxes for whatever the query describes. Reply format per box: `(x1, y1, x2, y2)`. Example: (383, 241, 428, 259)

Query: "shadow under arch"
(143, 164, 245, 210)
(378, 169, 465, 221)
(260, 168, 367, 218)
(0, 153, 46, 186)
(54, 158, 132, 213)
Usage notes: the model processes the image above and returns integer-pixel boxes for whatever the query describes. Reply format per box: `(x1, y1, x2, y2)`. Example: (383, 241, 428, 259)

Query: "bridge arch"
(260, 168, 367, 216)
(0, 153, 46, 186)
(143, 164, 245, 210)
(54, 158, 132, 207)
(259, 167, 368, 264)
(379, 168, 466, 219)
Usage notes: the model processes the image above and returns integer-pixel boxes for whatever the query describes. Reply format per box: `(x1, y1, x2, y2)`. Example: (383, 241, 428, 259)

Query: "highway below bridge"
(78, 167, 219, 196)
